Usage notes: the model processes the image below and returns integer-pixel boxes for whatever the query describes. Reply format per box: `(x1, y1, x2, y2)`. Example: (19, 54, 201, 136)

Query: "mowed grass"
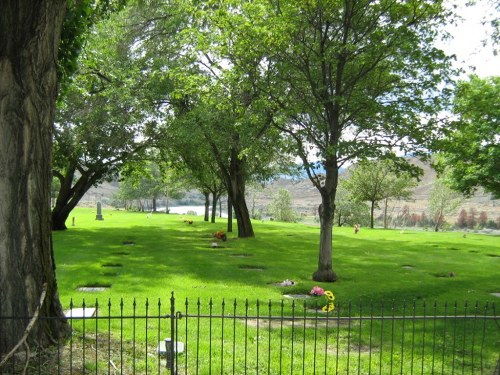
(54, 207, 499, 307)
(48, 208, 499, 374)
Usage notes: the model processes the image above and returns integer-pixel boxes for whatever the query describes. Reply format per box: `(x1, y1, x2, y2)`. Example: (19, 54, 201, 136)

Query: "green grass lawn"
(54, 207, 499, 307)
(48, 207, 499, 374)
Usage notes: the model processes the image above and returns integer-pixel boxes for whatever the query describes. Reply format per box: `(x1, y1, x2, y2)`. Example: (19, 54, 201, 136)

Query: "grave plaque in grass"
(77, 284, 111, 292)
(238, 265, 266, 271)
(229, 253, 252, 257)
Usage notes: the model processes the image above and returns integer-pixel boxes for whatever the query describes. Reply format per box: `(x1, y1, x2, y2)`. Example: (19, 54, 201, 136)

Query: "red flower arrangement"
(213, 231, 227, 241)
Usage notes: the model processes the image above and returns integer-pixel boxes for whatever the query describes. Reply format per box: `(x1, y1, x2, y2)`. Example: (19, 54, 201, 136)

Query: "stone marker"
(158, 338, 185, 369)
(157, 339, 185, 355)
(64, 307, 96, 318)
(96, 201, 104, 220)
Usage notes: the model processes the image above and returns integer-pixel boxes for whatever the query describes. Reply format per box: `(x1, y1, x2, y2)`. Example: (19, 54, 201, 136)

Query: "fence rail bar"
(1, 297, 498, 375)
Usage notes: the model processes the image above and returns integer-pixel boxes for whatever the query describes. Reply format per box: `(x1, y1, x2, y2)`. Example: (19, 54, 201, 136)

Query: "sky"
(441, 0, 499, 78)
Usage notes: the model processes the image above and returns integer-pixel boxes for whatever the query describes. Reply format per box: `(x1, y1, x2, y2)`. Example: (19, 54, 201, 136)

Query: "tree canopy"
(434, 75, 499, 198)
(52, 9, 153, 230)
(123, 0, 295, 237)
(235, 0, 456, 280)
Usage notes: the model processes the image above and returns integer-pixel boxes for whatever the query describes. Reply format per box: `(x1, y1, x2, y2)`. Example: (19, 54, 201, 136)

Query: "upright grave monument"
(96, 202, 104, 220)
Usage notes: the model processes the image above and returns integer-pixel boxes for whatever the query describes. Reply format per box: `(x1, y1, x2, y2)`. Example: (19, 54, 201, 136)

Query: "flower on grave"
(282, 279, 295, 286)
(213, 231, 227, 241)
(309, 286, 325, 296)
(308, 288, 335, 312)
(322, 290, 335, 312)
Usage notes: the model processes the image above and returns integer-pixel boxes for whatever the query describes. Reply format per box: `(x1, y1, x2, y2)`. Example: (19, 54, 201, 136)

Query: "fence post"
(166, 291, 176, 374)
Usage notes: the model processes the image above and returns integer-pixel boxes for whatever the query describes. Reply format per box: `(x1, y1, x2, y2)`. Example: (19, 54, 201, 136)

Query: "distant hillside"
(248, 159, 500, 222)
(80, 159, 500, 223)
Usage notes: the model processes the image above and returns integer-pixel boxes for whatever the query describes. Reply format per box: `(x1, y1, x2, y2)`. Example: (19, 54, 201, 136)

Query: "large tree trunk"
(52, 167, 105, 230)
(231, 151, 253, 237)
(203, 191, 210, 222)
(312, 160, 338, 282)
(223, 148, 253, 237)
(313, 194, 338, 282)
(0, 0, 69, 357)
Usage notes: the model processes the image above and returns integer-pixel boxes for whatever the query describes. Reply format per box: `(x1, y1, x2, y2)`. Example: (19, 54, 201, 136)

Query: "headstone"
(96, 202, 104, 220)
(72, 217, 75, 226)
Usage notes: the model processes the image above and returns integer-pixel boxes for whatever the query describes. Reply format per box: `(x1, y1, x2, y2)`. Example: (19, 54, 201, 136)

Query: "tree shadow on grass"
(53, 224, 499, 307)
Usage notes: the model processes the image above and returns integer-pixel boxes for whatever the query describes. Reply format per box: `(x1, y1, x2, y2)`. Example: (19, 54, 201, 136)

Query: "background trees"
(428, 179, 463, 232)
(343, 160, 418, 229)
(268, 189, 298, 223)
(334, 183, 371, 227)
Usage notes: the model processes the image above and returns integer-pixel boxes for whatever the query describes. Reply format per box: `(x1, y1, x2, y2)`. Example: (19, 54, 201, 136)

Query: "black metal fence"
(1, 295, 498, 374)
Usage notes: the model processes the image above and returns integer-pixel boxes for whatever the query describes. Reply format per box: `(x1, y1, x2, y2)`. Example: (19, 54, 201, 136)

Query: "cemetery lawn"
(48, 207, 499, 374)
(53, 207, 499, 308)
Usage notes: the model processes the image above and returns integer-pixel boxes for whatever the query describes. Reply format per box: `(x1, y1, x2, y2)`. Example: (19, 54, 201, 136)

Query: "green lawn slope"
(54, 207, 499, 308)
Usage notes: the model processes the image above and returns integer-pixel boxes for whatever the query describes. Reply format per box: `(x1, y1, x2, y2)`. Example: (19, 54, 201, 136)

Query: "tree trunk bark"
(227, 197, 233, 233)
(210, 191, 219, 223)
(52, 167, 105, 230)
(383, 198, 389, 229)
(225, 150, 254, 237)
(152, 197, 157, 212)
(312, 160, 338, 282)
(370, 200, 375, 229)
(203, 191, 210, 222)
(313, 194, 338, 282)
(0, 0, 70, 357)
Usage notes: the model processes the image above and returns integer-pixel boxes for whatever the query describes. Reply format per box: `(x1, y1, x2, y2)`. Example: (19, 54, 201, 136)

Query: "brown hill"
(249, 159, 500, 223)
(81, 159, 500, 225)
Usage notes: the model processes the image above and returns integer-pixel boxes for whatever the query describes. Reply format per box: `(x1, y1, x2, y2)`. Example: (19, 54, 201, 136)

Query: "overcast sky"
(441, 0, 499, 77)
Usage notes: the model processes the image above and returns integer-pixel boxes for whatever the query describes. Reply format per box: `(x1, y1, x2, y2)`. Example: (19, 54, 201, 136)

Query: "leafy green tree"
(52, 11, 151, 230)
(428, 179, 462, 232)
(434, 76, 500, 198)
(243, 0, 455, 281)
(157, 124, 227, 223)
(125, 0, 293, 237)
(268, 189, 298, 223)
(343, 160, 418, 229)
